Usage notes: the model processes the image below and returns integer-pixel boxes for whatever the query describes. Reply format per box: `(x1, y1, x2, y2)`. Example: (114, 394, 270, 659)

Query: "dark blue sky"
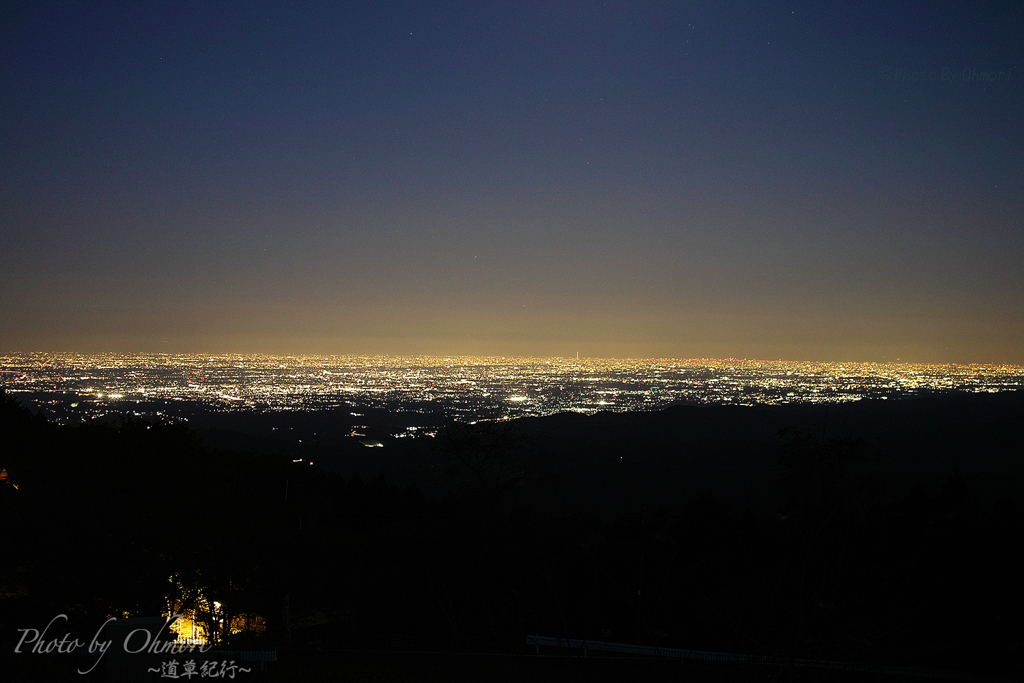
(2, 1, 1022, 362)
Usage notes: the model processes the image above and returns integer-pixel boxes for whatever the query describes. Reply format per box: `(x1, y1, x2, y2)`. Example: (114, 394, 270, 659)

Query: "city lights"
(3, 353, 1020, 424)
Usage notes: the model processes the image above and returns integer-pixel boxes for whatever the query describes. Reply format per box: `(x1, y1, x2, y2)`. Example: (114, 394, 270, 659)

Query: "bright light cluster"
(3, 353, 1021, 422)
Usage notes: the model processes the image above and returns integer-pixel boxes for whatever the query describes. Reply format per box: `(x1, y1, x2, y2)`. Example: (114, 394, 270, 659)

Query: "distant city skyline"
(5, 352, 1021, 428)
(2, 330, 1021, 366)
(2, 2, 1022, 364)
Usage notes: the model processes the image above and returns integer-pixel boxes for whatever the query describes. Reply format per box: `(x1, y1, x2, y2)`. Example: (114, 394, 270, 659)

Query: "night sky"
(2, 1, 1022, 363)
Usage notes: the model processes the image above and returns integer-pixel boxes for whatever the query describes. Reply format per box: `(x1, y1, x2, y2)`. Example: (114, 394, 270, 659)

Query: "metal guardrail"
(526, 635, 1023, 682)
(167, 649, 277, 662)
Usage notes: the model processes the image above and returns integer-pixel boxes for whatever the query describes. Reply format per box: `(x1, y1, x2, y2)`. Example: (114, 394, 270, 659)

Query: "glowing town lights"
(2, 353, 1022, 424)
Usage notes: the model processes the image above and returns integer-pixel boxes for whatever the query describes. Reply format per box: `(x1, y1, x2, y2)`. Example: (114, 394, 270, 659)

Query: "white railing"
(526, 635, 1022, 682)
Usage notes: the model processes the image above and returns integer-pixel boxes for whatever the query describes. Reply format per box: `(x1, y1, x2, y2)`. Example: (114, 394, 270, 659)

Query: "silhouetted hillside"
(404, 391, 1024, 517)
(4, 388, 1023, 681)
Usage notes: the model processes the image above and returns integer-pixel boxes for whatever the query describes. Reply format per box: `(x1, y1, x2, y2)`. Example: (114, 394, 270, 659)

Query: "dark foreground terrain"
(3, 389, 1023, 681)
